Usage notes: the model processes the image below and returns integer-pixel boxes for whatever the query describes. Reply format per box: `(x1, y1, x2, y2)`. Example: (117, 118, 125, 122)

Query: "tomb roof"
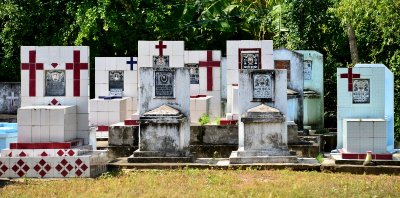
(143, 105, 181, 116)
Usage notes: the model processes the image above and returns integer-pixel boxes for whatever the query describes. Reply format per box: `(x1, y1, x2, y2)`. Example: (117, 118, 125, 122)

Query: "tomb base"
(229, 149, 298, 164)
(128, 150, 193, 163)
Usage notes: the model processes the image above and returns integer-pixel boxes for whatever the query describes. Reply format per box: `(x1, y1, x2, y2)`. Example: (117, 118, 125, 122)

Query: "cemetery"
(0, 1, 399, 196)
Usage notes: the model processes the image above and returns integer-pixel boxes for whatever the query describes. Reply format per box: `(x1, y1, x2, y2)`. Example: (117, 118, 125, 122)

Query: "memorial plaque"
(185, 64, 199, 84)
(109, 70, 124, 96)
(252, 72, 273, 100)
(154, 71, 174, 97)
(304, 60, 312, 80)
(241, 53, 260, 69)
(275, 60, 291, 81)
(153, 55, 169, 67)
(45, 70, 65, 96)
(352, 79, 370, 104)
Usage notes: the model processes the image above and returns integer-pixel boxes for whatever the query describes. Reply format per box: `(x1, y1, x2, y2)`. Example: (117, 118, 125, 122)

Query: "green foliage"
(198, 113, 210, 126)
(316, 153, 324, 163)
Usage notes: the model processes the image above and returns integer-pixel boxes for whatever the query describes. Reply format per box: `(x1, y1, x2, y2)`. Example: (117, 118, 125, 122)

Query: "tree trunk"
(347, 23, 359, 64)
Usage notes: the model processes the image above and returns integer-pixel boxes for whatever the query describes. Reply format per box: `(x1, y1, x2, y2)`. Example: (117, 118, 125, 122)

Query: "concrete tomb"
(184, 50, 222, 123)
(225, 40, 274, 123)
(0, 82, 20, 115)
(273, 48, 304, 130)
(229, 69, 297, 164)
(0, 46, 107, 178)
(295, 50, 324, 130)
(90, 57, 139, 138)
(128, 41, 192, 163)
(336, 64, 394, 156)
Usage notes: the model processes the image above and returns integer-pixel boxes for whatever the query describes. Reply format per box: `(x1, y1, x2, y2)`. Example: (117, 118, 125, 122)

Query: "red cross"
(155, 40, 167, 56)
(340, 68, 360, 91)
(66, 50, 88, 96)
(21, 50, 44, 96)
(199, 51, 220, 91)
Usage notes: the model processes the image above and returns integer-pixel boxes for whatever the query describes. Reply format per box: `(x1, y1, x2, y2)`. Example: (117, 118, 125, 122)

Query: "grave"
(0, 83, 21, 114)
(90, 57, 138, 138)
(0, 46, 107, 178)
(184, 50, 222, 123)
(336, 64, 394, 159)
(229, 69, 297, 163)
(274, 48, 304, 130)
(295, 50, 324, 129)
(225, 40, 274, 124)
(128, 41, 192, 163)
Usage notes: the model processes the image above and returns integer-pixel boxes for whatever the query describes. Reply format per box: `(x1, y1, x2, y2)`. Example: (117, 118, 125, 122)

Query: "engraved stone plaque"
(253, 72, 273, 100)
(155, 71, 174, 97)
(185, 64, 199, 84)
(304, 60, 312, 80)
(109, 70, 124, 96)
(275, 60, 291, 81)
(353, 79, 370, 103)
(241, 53, 260, 69)
(45, 70, 65, 96)
(153, 55, 169, 67)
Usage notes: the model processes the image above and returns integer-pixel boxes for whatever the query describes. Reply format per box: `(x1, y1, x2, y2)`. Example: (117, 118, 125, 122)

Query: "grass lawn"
(1, 169, 399, 197)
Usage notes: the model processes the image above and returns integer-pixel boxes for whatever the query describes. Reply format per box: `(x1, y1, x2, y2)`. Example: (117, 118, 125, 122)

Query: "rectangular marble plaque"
(154, 71, 174, 97)
(153, 55, 169, 67)
(304, 60, 312, 80)
(185, 64, 199, 84)
(352, 79, 370, 104)
(253, 72, 273, 99)
(275, 60, 291, 81)
(109, 70, 124, 94)
(45, 70, 65, 96)
(241, 53, 260, 69)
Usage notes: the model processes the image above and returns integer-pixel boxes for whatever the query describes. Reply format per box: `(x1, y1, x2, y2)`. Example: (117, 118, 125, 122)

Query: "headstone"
(0, 83, 21, 114)
(337, 64, 394, 154)
(225, 40, 274, 119)
(0, 46, 108, 178)
(90, 57, 138, 127)
(128, 40, 192, 163)
(185, 50, 222, 122)
(274, 48, 304, 130)
(295, 50, 324, 129)
(229, 69, 297, 163)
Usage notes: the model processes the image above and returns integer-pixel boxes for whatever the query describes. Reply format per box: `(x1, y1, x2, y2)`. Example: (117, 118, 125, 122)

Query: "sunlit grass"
(1, 169, 399, 197)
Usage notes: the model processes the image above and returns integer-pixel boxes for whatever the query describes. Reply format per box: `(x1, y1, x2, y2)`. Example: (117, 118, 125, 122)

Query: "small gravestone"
(229, 68, 297, 164)
(45, 70, 66, 96)
(337, 64, 394, 155)
(274, 48, 304, 130)
(295, 50, 324, 129)
(129, 40, 192, 163)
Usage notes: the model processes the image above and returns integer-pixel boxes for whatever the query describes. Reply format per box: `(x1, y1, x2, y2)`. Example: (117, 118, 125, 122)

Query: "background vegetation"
(0, 0, 399, 140)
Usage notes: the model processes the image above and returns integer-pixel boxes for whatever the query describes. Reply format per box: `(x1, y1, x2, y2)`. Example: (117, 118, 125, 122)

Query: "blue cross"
(126, 57, 137, 71)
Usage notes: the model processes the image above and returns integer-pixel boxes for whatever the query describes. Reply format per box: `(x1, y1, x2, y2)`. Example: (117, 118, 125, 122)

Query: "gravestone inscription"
(153, 56, 169, 67)
(109, 70, 124, 96)
(45, 70, 65, 96)
(242, 53, 260, 69)
(154, 71, 174, 97)
(304, 60, 312, 80)
(352, 79, 370, 104)
(185, 63, 199, 84)
(252, 72, 273, 100)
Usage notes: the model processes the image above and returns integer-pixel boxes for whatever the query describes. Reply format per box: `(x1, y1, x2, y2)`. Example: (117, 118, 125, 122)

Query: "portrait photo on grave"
(251, 70, 274, 102)
(45, 70, 66, 96)
(352, 79, 370, 104)
(304, 60, 312, 80)
(109, 70, 124, 96)
(185, 63, 199, 84)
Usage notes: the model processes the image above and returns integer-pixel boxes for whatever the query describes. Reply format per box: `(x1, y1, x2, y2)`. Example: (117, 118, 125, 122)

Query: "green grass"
(1, 169, 399, 197)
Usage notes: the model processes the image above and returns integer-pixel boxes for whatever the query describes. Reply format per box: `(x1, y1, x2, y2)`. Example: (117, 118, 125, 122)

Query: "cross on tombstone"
(21, 50, 44, 96)
(66, 50, 88, 96)
(340, 68, 360, 91)
(155, 41, 167, 56)
(126, 57, 137, 71)
(199, 51, 220, 91)
(6, 91, 18, 111)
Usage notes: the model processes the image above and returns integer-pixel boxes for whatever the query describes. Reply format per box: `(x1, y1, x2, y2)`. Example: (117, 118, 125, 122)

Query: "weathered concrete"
(190, 125, 238, 145)
(287, 121, 299, 144)
(0, 83, 20, 115)
(108, 122, 139, 146)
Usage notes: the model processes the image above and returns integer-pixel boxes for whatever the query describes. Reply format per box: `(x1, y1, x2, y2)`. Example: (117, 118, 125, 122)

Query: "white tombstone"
(90, 57, 138, 127)
(274, 48, 304, 129)
(129, 41, 192, 162)
(184, 50, 222, 122)
(226, 40, 274, 119)
(295, 50, 324, 129)
(337, 64, 394, 153)
(229, 69, 297, 163)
